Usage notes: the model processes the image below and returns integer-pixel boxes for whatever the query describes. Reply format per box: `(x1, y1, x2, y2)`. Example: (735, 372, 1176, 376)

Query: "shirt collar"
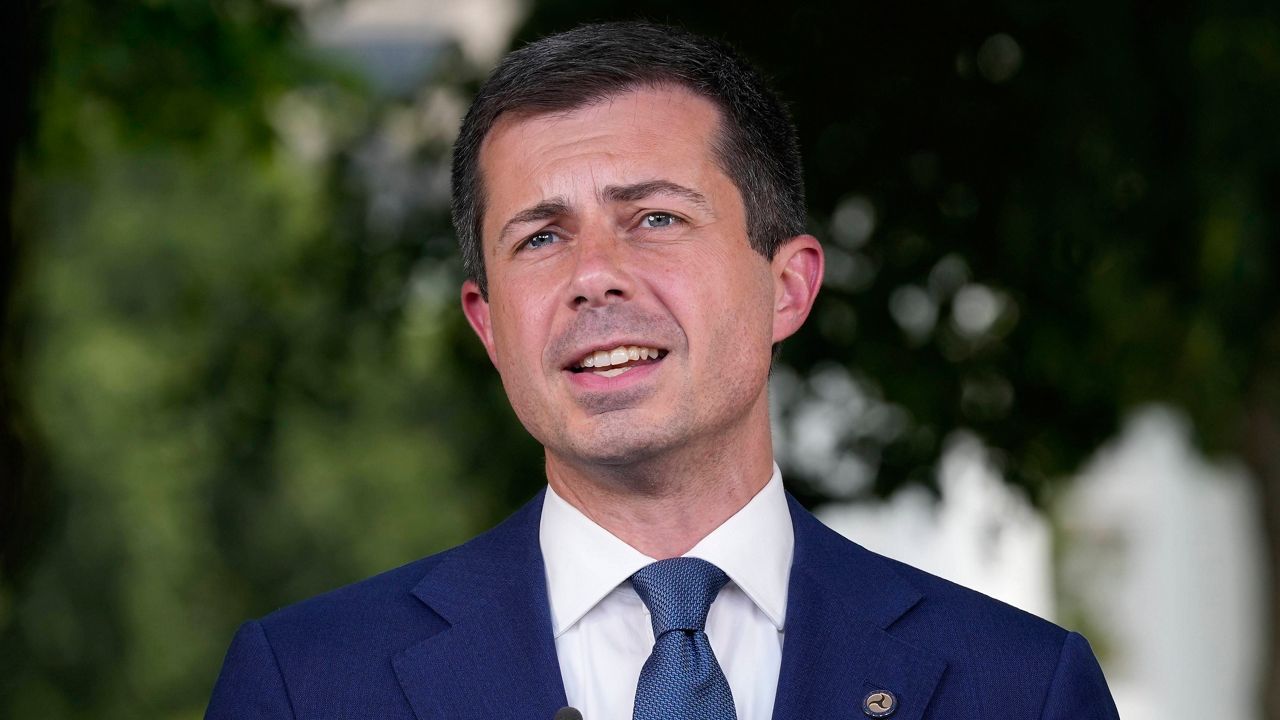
(684, 465, 793, 630)
(539, 464, 794, 637)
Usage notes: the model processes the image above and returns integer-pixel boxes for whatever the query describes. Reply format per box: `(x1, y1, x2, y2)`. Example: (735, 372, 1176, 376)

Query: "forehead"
(476, 86, 730, 242)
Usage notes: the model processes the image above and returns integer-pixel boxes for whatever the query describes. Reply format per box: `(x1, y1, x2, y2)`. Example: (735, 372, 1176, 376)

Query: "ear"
(770, 234, 824, 344)
(461, 279, 499, 366)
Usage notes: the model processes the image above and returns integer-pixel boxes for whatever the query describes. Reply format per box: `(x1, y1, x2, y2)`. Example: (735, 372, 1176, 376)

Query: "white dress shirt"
(539, 466, 794, 720)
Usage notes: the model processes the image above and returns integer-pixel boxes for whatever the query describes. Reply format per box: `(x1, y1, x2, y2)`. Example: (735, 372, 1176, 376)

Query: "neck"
(545, 411, 775, 559)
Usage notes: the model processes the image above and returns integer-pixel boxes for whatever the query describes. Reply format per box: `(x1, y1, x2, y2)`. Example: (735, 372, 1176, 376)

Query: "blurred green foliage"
(2, 2, 536, 717)
(2, 0, 1279, 718)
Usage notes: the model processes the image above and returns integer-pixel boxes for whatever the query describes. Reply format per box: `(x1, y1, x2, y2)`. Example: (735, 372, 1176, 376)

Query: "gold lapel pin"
(863, 689, 897, 718)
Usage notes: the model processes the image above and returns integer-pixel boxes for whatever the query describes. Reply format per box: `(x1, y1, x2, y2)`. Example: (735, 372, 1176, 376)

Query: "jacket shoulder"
(207, 549, 460, 720)
(882, 554, 1118, 718)
(875, 550, 1068, 649)
(795, 501, 1074, 678)
(208, 493, 548, 719)
(257, 488, 546, 646)
(255, 547, 458, 662)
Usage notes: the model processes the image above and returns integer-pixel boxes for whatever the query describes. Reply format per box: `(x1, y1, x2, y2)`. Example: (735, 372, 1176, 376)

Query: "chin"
(559, 423, 683, 468)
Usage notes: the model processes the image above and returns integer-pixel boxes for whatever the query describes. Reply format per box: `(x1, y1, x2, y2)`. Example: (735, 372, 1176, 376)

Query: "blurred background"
(2, 0, 1277, 718)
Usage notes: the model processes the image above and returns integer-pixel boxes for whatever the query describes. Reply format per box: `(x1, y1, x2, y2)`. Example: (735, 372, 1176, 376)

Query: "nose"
(567, 230, 635, 309)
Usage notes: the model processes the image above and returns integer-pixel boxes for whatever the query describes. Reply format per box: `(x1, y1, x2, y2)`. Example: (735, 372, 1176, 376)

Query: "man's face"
(462, 85, 815, 469)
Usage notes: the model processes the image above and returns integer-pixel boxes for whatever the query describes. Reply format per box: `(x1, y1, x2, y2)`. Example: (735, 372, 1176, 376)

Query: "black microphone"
(553, 708, 583, 720)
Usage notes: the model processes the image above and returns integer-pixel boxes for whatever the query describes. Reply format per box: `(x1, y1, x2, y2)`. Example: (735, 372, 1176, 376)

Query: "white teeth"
(595, 367, 629, 378)
(576, 345, 662, 370)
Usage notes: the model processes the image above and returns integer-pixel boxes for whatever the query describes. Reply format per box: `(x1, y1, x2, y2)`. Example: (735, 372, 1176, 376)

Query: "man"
(207, 22, 1120, 720)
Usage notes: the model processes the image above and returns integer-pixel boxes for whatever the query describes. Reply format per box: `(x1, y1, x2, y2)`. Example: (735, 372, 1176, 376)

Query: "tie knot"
(629, 557, 729, 636)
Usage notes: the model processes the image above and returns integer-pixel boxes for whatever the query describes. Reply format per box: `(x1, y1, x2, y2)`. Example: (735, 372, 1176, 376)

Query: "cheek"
(672, 264, 775, 350)
(489, 293, 546, 369)
(713, 256, 777, 324)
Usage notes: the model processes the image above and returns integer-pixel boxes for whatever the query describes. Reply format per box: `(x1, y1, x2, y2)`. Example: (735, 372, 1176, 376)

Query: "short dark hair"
(451, 21, 807, 297)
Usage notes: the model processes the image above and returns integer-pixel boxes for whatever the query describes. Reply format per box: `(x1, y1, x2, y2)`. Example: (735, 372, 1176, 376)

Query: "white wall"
(1059, 407, 1266, 720)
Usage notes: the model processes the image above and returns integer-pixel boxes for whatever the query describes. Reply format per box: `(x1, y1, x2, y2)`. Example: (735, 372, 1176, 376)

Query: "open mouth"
(569, 345, 668, 378)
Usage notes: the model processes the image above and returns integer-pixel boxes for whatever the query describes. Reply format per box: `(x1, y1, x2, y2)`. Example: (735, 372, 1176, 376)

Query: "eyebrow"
(497, 198, 572, 246)
(602, 180, 712, 212)
(496, 180, 714, 247)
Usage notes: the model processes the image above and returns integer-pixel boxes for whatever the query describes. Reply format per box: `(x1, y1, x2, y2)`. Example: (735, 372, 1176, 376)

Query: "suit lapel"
(392, 492, 568, 720)
(389, 488, 945, 720)
(772, 495, 947, 720)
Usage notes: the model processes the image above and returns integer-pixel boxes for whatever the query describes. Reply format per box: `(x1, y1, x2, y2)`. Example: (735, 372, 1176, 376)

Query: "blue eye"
(642, 213, 678, 228)
(525, 231, 558, 249)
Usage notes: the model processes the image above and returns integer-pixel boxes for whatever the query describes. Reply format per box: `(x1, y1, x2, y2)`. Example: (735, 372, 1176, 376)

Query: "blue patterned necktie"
(630, 557, 738, 720)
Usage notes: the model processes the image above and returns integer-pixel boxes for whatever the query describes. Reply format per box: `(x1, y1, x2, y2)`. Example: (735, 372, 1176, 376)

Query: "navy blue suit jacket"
(207, 491, 1120, 719)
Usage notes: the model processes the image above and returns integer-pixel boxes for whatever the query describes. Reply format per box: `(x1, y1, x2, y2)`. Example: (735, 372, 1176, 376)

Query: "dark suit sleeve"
(1037, 631, 1121, 720)
(206, 620, 297, 720)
